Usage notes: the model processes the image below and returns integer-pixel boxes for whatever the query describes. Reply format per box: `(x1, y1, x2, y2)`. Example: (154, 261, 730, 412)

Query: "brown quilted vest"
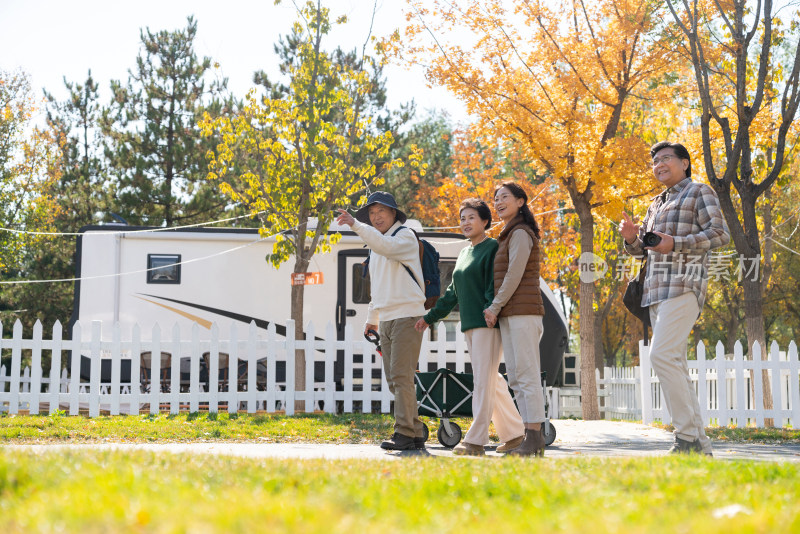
(493, 216, 545, 317)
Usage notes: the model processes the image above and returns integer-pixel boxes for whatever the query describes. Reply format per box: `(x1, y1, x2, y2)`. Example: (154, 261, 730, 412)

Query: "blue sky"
(0, 0, 468, 122)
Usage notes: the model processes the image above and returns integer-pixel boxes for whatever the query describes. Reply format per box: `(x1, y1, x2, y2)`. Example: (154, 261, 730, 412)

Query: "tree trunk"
(291, 255, 310, 412)
(594, 276, 618, 369)
(724, 298, 740, 356)
(742, 275, 774, 426)
(576, 203, 600, 420)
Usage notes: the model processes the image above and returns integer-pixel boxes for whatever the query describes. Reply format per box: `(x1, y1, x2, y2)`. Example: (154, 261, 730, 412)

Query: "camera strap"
(648, 190, 669, 232)
(639, 190, 669, 280)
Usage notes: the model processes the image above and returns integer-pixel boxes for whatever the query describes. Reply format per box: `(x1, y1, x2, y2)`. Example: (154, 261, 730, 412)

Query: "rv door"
(336, 248, 460, 342)
(335, 249, 371, 341)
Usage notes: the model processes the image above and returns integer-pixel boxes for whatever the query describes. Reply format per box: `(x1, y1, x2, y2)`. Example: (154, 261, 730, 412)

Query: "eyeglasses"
(651, 154, 679, 167)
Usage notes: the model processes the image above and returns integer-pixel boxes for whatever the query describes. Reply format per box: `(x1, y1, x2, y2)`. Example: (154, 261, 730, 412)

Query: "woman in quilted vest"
(483, 182, 547, 457)
(414, 198, 524, 456)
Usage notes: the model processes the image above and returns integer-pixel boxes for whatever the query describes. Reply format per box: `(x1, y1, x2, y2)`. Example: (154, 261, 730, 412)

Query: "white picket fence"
(596, 340, 800, 428)
(596, 366, 642, 420)
(6, 318, 797, 428)
(0, 319, 560, 418)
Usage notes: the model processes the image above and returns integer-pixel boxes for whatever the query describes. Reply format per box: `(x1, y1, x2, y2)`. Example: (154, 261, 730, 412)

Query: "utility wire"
(0, 211, 266, 237)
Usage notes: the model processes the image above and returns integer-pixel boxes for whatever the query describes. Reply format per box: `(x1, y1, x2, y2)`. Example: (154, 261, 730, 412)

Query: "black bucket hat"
(354, 191, 407, 225)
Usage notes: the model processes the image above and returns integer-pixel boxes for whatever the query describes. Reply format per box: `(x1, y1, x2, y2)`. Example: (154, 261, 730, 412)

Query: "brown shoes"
(496, 435, 524, 453)
(506, 428, 545, 457)
(453, 442, 485, 456)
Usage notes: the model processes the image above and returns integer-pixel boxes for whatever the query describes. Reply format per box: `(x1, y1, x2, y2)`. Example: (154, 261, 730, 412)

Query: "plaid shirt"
(624, 178, 730, 308)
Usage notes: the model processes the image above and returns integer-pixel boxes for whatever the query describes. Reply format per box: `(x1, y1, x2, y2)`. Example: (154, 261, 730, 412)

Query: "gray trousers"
(379, 316, 425, 438)
(649, 291, 712, 453)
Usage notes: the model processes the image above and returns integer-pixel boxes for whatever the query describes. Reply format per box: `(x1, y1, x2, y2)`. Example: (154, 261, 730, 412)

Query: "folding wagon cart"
(414, 368, 557, 449)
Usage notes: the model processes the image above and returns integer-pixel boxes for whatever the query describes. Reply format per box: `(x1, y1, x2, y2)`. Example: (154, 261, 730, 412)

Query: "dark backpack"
(362, 226, 441, 310)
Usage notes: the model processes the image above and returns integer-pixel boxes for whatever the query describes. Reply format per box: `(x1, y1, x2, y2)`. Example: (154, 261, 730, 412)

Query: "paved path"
(6, 420, 800, 462)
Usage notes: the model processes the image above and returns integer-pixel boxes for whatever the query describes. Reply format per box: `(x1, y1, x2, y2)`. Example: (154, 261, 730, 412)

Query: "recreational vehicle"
(70, 220, 569, 386)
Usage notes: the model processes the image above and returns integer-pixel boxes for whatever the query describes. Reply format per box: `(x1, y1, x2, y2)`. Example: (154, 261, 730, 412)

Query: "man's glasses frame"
(651, 154, 679, 167)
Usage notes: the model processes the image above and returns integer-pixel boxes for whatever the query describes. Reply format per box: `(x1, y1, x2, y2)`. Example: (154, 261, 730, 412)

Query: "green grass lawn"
(2, 412, 798, 444)
(2, 413, 799, 532)
(1, 451, 798, 533)
(0, 412, 411, 443)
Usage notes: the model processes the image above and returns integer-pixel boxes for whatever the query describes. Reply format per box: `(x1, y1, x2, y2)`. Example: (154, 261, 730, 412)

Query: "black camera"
(642, 231, 662, 248)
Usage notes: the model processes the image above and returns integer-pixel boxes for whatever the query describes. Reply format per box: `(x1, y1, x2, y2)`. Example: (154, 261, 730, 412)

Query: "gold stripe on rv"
(135, 296, 213, 329)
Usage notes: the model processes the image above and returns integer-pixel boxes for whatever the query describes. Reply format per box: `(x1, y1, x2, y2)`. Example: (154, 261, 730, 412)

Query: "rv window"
(147, 254, 181, 284)
(429, 260, 459, 342)
(438, 260, 456, 306)
(351, 263, 370, 304)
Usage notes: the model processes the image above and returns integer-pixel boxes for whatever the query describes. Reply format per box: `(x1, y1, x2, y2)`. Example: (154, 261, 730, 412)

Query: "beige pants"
(499, 315, 545, 424)
(463, 328, 525, 446)
(379, 316, 425, 439)
(649, 291, 711, 453)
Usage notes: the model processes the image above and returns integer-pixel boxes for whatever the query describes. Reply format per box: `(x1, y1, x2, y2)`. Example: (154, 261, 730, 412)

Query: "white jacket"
(352, 220, 426, 325)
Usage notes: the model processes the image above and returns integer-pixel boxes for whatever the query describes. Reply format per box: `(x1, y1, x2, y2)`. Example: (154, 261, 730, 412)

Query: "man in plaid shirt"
(620, 141, 729, 456)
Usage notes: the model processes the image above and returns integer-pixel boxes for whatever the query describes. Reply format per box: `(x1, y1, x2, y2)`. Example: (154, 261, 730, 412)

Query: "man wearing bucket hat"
(336, 192, 427, 451)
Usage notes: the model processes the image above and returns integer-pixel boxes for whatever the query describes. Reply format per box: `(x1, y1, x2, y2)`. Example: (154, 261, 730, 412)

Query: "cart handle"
(364, 329, 380, 345)
(364, 329, 382, 356)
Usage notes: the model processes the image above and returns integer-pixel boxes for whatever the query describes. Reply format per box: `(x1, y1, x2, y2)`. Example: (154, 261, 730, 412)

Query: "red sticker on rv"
(291, 272, 324, 286)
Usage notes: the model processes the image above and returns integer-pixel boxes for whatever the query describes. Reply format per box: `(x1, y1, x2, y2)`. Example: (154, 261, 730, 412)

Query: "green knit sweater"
(423, 237, 498, 332)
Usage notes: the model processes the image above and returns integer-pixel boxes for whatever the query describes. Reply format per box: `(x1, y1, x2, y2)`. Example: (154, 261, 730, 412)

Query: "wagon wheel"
(543, 422, 556, 446)
(437, 422, 462, 448)
(420, 423, 430, 443)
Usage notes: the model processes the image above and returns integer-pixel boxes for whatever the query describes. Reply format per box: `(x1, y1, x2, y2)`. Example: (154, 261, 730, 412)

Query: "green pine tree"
(101, 16, 233, 227)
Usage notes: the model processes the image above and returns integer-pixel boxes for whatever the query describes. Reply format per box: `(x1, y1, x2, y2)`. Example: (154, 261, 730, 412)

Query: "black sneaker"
(668, 436, 703, 455)
(414, 437, 426, 450)
(380, 433, 416, 450)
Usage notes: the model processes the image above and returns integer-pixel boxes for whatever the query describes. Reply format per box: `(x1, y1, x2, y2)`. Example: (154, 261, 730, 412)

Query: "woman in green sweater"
(414, 198, 524, 456)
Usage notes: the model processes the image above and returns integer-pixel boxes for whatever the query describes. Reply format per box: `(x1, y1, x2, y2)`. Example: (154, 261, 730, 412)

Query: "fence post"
(715, 341, 728, 427)
(190, 324, 201, 414)
(209, 323, 220, 414)
(130, 324, 142, 415)
(696, 341, 707, 428)
(88, 321, 102, 417)
(379, 333, 392, 413)
(751, 341, 765, 427)
(266, 322, 278, 413)
(49, 321, 63, 414)
(455, 321, 466, 374)
(228, 323, 240, 415)
(167, 323, 180, 415)
(150, 323, 162, 415)
(436, 322, 447, 370)
(633, 365, 642, 420)
(0, 322, 5, 413)
(342, 324, 353, 414)
(770, 341, 782, 427)
(639, 339, 653, 424)
(549, 387, 559, 419)
(419, 332, 430, 374)
(9, 320, 23, 415)
(595, 368, 603, 419)
(304, 321, 315, 413)
(324, 322, 336, 414)
(285, 319, 295, 416)
(246, 321, 258, 414)
(110, 322, 122, 416)
(789, 341, 800, 429)
(30, 320, 43, 415)
(733, 341, 746, 427)
(68, 323, 81, 415)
